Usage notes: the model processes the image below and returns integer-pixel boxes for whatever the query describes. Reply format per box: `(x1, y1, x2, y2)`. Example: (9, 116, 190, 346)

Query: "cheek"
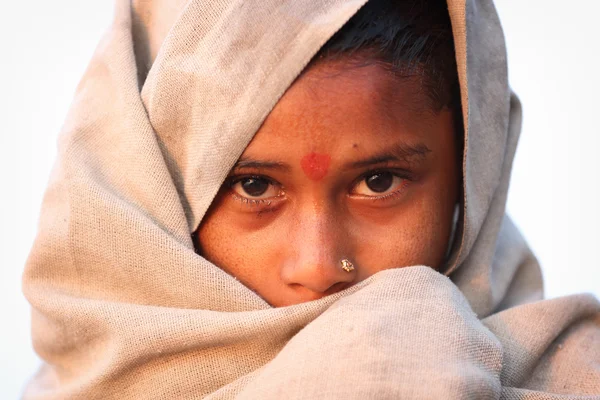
(350, 187, 454, 273)
(196, 209, 241, 272)
(196, 199, 287, 294)
(196, 195, 246, 273)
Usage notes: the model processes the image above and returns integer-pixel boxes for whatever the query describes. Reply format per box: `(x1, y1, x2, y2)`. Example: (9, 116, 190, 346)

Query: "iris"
(241, 178, 269, 197)
(365, 172, 393, 193)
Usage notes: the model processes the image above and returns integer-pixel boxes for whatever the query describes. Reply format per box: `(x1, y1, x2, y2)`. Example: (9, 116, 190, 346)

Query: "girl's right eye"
(230, 177, 282, 199)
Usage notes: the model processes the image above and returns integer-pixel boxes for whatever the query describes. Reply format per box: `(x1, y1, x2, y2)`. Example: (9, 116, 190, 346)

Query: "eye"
(351, 171, 405, 196)
(231, 176, 282, 199)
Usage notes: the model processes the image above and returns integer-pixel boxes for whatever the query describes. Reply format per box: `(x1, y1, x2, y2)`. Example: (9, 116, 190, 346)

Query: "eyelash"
(231, 193, 274, 206)
(227, 175, 282, 207)
(348, 169, 413, 201)
(226, 169, 412, 209)
(361, 184, 407, 202)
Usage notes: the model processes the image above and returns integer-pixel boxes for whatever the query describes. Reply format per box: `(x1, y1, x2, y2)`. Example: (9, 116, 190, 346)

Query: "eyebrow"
(345, 142, 431, 170)
(232, 142, 431, 172)
(232, 158, 292, 172)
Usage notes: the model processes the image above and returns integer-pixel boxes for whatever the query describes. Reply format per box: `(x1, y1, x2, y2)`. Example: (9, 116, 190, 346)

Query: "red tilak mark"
(300, 152, 331, 181)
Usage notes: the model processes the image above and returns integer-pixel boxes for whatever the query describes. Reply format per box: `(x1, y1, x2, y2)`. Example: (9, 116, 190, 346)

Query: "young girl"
(23, 0, 600, 398)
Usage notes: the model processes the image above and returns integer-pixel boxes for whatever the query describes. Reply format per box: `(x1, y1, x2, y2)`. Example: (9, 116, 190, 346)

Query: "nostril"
(287, 281, 354, 303)
(324, 281, 353, 295)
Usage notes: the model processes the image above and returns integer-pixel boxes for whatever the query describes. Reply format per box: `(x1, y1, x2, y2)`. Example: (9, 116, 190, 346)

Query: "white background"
(1, 1, 598, 398)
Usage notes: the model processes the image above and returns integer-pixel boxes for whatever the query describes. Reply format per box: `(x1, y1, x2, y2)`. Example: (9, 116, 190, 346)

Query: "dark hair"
(309, 0, 461, 114)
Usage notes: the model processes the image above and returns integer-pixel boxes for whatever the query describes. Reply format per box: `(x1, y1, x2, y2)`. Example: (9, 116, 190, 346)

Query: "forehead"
(245, 60, 442, 156)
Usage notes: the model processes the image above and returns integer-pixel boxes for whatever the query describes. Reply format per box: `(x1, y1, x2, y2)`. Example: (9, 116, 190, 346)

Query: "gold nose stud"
(340, 259, 355, 272)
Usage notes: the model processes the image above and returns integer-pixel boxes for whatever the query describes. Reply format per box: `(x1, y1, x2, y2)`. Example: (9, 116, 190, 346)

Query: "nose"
(280, 203, 356, 297)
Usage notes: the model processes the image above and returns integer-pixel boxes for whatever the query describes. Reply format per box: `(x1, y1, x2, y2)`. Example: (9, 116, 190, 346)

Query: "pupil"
(241, 178, 269, 197)
(365, 172, 393, 193)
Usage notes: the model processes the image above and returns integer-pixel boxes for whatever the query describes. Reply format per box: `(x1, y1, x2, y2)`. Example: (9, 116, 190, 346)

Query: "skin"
(196, 60, 460, 307)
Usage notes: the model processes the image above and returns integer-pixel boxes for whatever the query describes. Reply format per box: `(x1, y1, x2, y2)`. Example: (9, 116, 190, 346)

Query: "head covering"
(22, 0, 600, 398)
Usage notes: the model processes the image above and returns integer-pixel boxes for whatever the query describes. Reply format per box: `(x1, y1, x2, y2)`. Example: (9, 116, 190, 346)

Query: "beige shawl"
(22, 0, 600, 398)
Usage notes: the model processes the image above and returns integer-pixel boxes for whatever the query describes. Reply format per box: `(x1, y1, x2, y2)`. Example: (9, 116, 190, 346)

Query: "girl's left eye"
(230, 177, 282, 199)
(351, 172, 405, 197)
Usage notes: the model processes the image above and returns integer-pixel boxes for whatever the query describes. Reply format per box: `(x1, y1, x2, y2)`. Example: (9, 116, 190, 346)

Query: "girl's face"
(197, 60, 460, 307)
